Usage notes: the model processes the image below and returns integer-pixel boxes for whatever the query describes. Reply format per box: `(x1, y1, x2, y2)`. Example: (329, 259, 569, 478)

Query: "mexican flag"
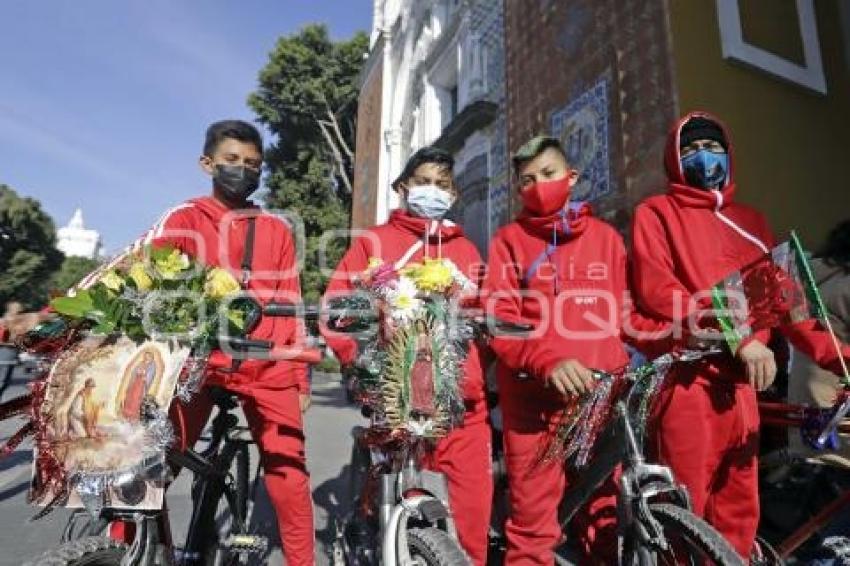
(710, 231, 827, 353)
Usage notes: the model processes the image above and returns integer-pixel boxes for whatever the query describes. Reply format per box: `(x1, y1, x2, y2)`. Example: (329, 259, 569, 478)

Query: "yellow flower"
(99, 270, 124, 292)
(399, 262, 422, 278)
(367, 257, 384, 270)
(413, 258, 454, 292)
(154, 249, 191, 280)
(204, 268, 241, 299)
(128, 263, 153, 291)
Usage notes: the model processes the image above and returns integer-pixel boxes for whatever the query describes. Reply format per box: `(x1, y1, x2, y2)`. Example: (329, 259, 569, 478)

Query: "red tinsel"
(0, 421, 35, 457)
(26, 374, 69, 509)
(0, 327, 82, 515)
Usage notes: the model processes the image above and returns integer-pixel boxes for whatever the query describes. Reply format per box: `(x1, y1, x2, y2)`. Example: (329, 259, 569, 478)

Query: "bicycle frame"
(555, 400, 691, 560)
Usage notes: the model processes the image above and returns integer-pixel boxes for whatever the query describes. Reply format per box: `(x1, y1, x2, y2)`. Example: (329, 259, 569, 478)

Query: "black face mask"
(213, 164, 260, 201)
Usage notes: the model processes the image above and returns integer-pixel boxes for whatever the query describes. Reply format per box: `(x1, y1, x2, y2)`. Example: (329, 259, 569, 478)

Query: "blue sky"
(0, 0, 372, 254)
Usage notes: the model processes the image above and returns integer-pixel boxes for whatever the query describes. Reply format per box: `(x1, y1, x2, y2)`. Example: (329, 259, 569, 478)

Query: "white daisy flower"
(386, 276, 422, 321)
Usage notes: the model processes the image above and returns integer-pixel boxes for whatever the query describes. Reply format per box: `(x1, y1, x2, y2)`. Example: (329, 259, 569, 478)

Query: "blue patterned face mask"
(681, 149, 728, 189)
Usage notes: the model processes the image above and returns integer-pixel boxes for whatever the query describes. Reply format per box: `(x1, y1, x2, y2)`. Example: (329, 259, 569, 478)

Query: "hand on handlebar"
(547, 359, 595, 398)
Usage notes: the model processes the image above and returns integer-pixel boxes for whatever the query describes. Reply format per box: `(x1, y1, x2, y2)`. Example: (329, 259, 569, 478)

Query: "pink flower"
(371, 264, 399, 290)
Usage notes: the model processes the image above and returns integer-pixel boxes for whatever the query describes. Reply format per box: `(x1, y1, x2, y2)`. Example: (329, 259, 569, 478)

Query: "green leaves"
(51, 290, 95, 318)
(0, 185, 64, 309)
(50, 256, 102, 294)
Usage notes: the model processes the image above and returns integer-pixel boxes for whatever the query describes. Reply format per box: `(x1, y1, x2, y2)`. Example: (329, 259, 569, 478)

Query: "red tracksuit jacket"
(322, 209, 488, 420)
(141, 196, 308, 392)
(631, 114, 849, 381)
(484, 203, 636, 408)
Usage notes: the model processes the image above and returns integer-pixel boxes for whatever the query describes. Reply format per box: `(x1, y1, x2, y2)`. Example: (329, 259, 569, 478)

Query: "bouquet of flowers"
(346, 256, 476, 438)
(51, 245, 249, 348)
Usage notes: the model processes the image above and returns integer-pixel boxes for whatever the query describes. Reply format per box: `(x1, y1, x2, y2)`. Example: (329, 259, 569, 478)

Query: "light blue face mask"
(681, 149, 728, 190)
(405, 184, 455, 219)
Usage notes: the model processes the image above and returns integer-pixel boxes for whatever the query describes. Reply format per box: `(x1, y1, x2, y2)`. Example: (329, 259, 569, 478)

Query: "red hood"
(388, 209, 466, 241)
(188, 195, 259, 223)
(664, 111, 737, 209)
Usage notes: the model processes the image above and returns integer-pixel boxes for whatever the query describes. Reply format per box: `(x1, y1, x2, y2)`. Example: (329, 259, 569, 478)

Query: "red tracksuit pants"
(177, 383, 314, 565)
(501, 404, 619, 565)
(422, 415, 493, 565)
(651, 377, 759, 558)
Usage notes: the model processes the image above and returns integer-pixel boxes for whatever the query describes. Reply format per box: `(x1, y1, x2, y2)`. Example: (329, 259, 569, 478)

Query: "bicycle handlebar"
(260, 301, 535, 337)
(263, 303, 321, 319)
(220, 335, 322, 364)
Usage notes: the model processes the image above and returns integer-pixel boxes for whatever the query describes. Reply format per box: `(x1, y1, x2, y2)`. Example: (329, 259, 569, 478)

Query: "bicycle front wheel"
(630, 503, 746, 566)
(406, 527, 470, 566)
(23, 536, 127, 566)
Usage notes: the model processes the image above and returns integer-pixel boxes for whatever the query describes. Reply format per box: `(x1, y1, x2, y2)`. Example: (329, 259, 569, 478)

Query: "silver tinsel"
(68, 402, 175, 518)
(176, 350, 210, 402)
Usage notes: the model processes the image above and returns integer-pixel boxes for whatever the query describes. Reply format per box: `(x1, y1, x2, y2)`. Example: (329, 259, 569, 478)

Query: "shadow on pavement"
(309, 384, 351, 410)
(0, 449, 31, 474)
(0, 477, 30, 502)
(312, 462, 354, 549)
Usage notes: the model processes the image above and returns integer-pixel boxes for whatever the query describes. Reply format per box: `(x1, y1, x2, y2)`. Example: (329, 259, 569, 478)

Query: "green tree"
(50, 255, 102, 294)
(0, 185, 64, 309)
(249, 24, 368, 302)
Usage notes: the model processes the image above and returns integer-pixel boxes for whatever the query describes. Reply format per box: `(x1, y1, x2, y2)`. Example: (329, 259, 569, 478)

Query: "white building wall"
(367, 0, 508, 253)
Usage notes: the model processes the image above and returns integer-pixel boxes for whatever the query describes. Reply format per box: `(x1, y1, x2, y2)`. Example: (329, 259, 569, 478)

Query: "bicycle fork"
(380, 458, 457, 565)
(616, 403, 692, 558)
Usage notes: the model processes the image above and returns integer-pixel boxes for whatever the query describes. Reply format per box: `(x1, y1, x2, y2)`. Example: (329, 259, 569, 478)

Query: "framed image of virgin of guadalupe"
(35, 334, 189, 511)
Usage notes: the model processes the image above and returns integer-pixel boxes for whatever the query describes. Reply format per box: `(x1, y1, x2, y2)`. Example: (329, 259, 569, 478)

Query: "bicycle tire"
(406, 527, 470, 566)
(751, 535, 784, 565)
(23, 536, 127, 566)
(197, 440, 251, 566)
(630, 503, 745, 566)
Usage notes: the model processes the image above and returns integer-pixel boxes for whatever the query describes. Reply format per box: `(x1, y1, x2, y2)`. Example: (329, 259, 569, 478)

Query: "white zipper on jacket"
(712, 190, 769, 254)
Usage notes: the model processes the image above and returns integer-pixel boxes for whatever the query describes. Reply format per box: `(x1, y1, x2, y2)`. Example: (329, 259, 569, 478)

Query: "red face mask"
(519, 176, 572, 216)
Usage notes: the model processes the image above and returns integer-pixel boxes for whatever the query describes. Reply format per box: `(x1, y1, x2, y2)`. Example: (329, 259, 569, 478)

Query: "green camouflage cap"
(511, 135, 564, 169)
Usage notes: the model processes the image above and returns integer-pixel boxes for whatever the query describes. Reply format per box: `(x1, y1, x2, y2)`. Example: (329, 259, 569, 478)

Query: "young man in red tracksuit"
(631, 111, 850, 558)
(321, 147, 491, 564)
(483, 136, 666, 564)
(138, 120, 315, 565)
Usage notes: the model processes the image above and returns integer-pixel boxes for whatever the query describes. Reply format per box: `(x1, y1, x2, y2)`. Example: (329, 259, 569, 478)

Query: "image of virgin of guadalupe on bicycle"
(37, 336, 189, 511)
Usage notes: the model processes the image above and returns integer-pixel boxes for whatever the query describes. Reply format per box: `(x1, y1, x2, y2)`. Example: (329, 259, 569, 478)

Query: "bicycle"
(301, 296, 532, 566)
(757, 398, 850, 564)
(23, 300, 323, 566)
(490, 349, 747, 565)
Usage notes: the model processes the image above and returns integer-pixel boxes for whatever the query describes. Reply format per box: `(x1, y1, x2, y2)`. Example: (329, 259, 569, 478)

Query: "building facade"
(354, 0, 509, 256)
(503, 0, 850, 245)
(354, 0, 850, 253)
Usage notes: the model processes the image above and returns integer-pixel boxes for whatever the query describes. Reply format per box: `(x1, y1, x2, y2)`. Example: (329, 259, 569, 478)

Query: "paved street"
(0, 367, 362, 565)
